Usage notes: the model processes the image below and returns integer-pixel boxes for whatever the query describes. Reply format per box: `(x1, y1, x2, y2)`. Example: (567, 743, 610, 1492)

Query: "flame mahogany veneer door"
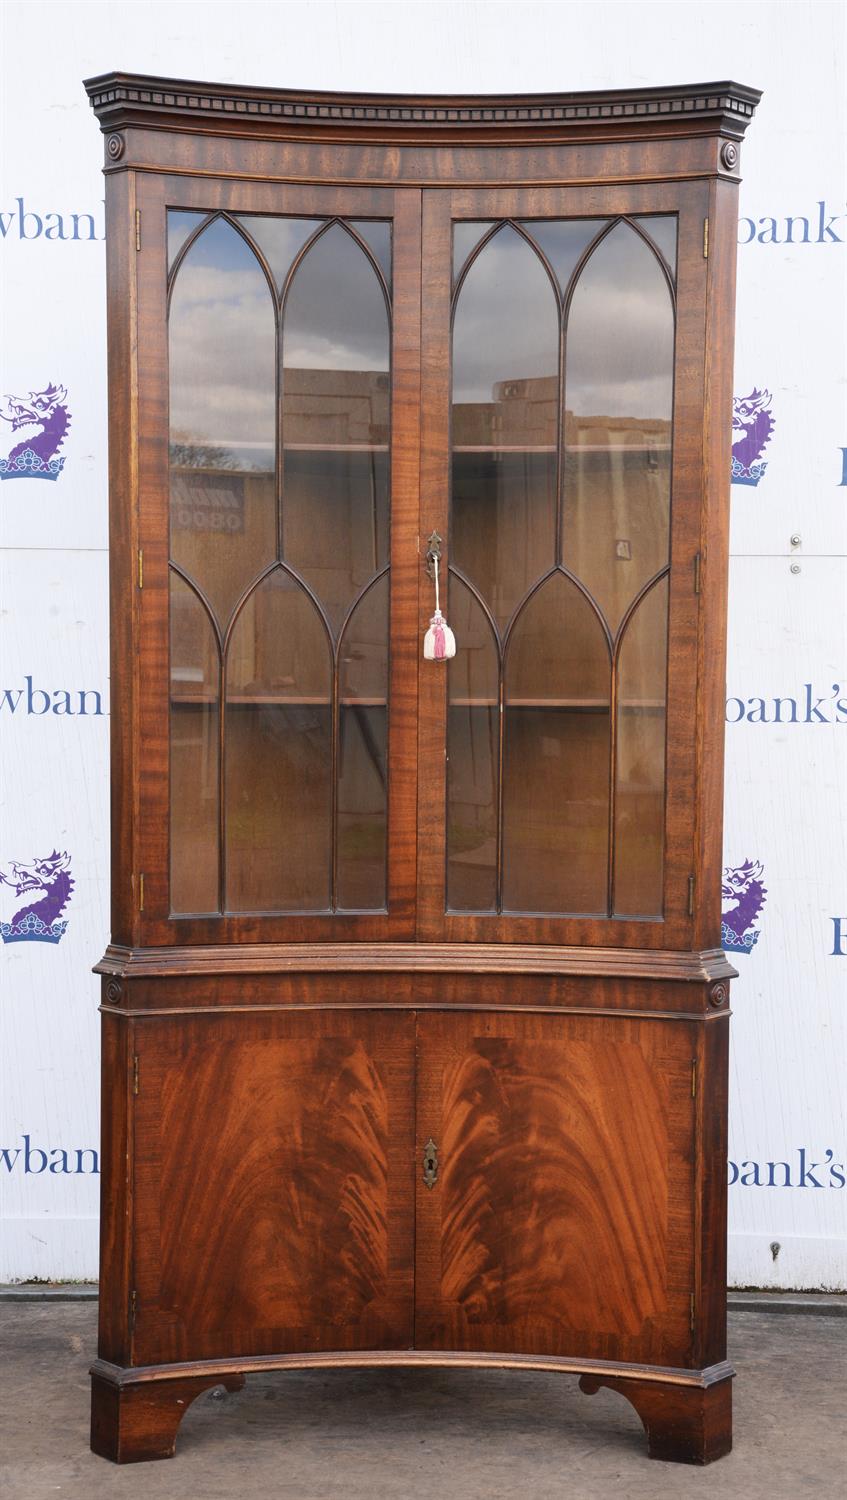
(130, 1011, 415, 1365)
(414, 1011, 696, 1368)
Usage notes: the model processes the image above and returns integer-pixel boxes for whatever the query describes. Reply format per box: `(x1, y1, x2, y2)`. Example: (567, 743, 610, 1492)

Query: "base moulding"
(90, 1350, 734, 1466)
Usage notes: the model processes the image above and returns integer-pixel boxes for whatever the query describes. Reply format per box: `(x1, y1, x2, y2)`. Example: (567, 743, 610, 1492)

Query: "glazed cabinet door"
(414, 1011, 697, 1368)
(130, 1010, 415, 1365)
(417, 184, 709, 948)
(129, 177, 421, 945)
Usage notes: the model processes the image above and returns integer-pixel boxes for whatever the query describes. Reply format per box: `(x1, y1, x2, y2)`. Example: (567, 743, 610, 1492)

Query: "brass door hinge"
(703, 217, 709, 259)
(129, 1289, 137, 1332)
(139, 872, 145, 912)
(688, 874, 695, 916)
(691, 1059, 697, 1098)
(690, 1291, 696, 1331)
(132, 1055, 140, 1096)
(135, 209, 141, 252)
(137, 549, 143, 589)
(694, 550, 701, 594)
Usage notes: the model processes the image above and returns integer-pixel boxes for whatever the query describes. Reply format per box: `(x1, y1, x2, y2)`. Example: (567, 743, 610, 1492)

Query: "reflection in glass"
(519, 218, 607, 296)
(563, 220, 674, 633)
(349, 220, 392, 284)
(614, 576, 668, 916)
(237, 216, 324, 292)
(632, 215, 677, 277)
(453, 221, 495, 281)
(282, 222, 390, 634)
(452, 224, 558, 629)
(502, 574, 611, 913)
(337, 574, 389, 909)
(225, 570, 332, 911)
(452, 452, 556, 631)
(170, 572, 220, 914)
(167, 210, 209, 271)
(282, 450, 389, 633)
(282, 222, 390, 449)
(169, 216, 277, 628)
(447, 575, 500, 911)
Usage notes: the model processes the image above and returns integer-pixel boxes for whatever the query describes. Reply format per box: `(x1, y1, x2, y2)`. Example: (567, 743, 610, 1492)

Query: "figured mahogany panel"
(415, 1011, 695, 1366)
(131, 1010, 414, 1363)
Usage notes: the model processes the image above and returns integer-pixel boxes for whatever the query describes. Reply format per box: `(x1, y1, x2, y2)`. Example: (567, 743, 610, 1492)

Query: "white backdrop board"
(1, 0, 844, 1288)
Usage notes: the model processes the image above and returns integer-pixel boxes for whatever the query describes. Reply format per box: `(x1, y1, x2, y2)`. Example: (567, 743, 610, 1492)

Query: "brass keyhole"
(422, 1137, 438, 1189)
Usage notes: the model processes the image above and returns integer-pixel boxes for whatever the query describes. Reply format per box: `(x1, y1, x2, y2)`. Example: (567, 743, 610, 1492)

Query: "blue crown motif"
(0, 448, 66, 481)
(731, 455, 768, 488)
(1, 913, 69, 944)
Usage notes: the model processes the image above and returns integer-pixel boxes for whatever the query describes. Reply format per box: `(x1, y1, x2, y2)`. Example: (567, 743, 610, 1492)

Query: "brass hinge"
(137, 548, 143, 589)
(135, 209, 141, 252)
(129, 1289, 137, 1332)
(139, 872, 145, 912)
(690, 1291, 696, 1331)
(688, 874, 695, 916)
(694, 550, 701, 594)
(703, 217, 709, 259)
(132, 1055, 140, 1096)
(691, 1059, 697, 1098)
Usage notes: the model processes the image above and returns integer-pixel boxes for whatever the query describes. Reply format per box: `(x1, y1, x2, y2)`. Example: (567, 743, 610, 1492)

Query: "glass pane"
(282, 449, 389, 634)
(614, 576, 668, 916)
(169, 572, 220, 914)
(447, 575, 500, 912)
(349, 220, 392, 285)
(282, 222, 389, 449)
(167, 210, 208, 271)
(453, 221, 495, 281)
(337, 574, 389, 909)
(502, 573, 610, 913)
(225, 570, 332, 911)
(632, 215, 677, 277)
(170, 470, 276, 633)
(563, 220, 674, 635)
(169, 216, 276, 630)
(452, 451, 556, 632)
(519, 219, 607, 297)
(237, 216, 324, 292)
(452, 224, 559, 630)
(282, 222, 390, 631)
(453, 224, 558, 447)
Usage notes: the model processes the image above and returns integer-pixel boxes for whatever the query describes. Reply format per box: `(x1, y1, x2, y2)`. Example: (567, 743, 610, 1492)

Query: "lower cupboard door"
(414, 1011, 696, 1367)
(131, 1010, 415, 1365)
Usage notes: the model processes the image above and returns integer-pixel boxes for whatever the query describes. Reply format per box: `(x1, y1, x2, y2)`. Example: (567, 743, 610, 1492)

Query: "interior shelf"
(449, 697, 665, 709)
(172, 695, 386, 707)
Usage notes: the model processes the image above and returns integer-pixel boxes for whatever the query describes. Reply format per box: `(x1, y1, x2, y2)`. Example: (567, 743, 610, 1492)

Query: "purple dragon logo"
(731, 388, 774, 487)
(721, 858, 768, 956)
(0, 383, 70, 480)
(0, 851, 74, 944)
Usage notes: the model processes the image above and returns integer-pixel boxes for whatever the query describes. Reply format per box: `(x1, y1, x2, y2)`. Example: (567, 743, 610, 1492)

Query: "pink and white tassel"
(423, 552, 456, 661)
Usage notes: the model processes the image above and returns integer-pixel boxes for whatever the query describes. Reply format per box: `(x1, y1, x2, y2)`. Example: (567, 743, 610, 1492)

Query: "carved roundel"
(720, 141, 738, 170)
(709, 983, 729, 1009)
(106, 133, 125, 161)
(106, 980, 123, 1005)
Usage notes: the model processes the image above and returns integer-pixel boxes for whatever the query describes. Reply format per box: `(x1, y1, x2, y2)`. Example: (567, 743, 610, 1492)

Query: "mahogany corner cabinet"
(85, 73, 759, 1466)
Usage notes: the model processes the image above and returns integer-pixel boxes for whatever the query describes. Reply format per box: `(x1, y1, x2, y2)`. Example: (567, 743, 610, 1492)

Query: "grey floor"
(1, 1302, 845, 1499)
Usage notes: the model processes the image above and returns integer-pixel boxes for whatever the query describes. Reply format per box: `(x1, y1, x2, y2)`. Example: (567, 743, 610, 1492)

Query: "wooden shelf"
(284, 443, 389, 453)
(172, 695, 386, 707)
(449, 698, 664, 710)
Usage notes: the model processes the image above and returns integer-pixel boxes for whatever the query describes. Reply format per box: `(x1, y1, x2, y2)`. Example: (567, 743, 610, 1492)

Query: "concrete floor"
(1, 1304, 844, 1499)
